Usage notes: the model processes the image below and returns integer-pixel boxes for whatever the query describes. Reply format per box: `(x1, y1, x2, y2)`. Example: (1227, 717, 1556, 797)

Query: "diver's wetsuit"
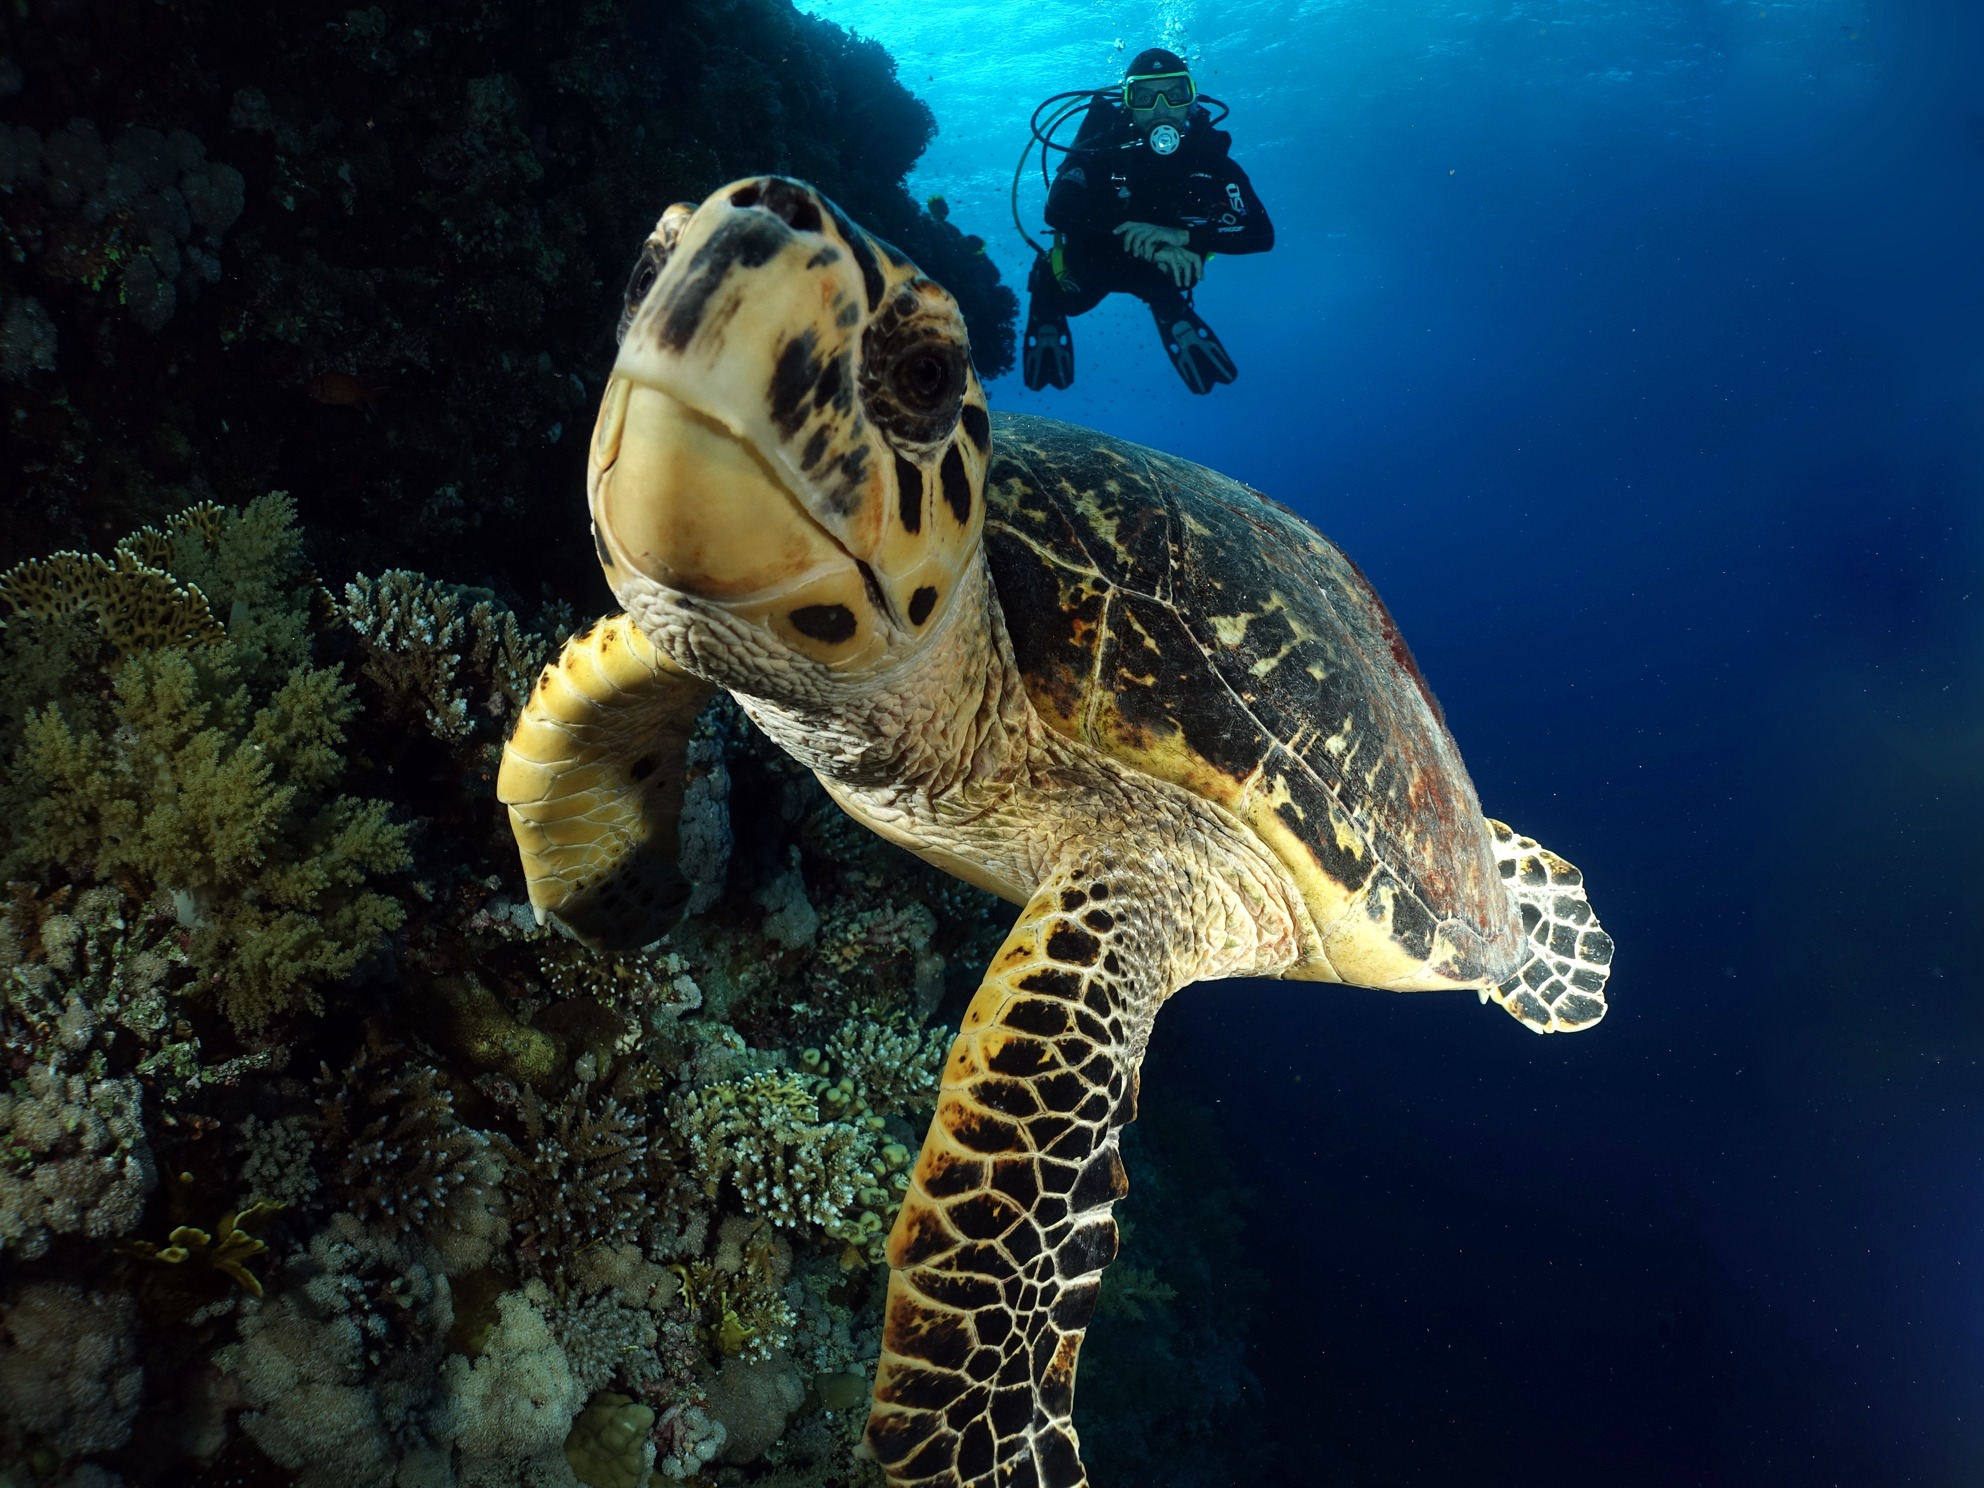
(1026, 98, 1274, 393)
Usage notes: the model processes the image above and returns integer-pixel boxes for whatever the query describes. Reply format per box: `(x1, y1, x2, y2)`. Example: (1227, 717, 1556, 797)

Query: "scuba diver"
(1018, 48, 1274, 395)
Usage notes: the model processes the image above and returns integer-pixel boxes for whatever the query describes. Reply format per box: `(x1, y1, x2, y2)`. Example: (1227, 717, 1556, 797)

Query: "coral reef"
(0, 497, 410, 1035)
(0, 5, 1266, 1485)
(0, 1283, 144, 1463)
(0, 485, 1266, 1485)
(0, 0, 1016, 591)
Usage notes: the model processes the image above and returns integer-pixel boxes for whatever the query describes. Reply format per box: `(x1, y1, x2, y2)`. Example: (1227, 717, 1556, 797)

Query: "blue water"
(808, 1, 1983, 1480)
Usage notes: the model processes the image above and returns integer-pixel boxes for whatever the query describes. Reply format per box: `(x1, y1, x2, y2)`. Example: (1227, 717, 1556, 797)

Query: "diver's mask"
(1124, 69, 1193, 155)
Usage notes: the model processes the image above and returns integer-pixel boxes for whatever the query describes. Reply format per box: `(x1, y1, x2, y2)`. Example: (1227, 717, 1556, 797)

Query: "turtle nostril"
(752, 178, 825, 235)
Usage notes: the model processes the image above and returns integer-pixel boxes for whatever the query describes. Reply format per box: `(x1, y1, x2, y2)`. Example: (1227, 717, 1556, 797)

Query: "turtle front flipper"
(497, 613, 716, 949)
(1479, 820, 1615, 1033)
(868, 864, 1162, 1488)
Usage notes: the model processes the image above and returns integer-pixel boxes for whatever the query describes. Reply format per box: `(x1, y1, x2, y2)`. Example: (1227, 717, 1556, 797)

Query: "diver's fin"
(1023, 299, 1075, 391)
(497, 613, 717, 950)
(1155, 304, 1236, 395)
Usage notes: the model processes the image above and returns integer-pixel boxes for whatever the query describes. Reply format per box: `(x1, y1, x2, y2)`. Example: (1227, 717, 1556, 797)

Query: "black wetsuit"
(1025, 99, 1273, 390)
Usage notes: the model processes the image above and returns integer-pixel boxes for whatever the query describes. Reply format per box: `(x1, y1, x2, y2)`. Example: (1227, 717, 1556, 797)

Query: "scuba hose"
(1010, 90, 1104, 259)
(1009, 88, 1231, 259)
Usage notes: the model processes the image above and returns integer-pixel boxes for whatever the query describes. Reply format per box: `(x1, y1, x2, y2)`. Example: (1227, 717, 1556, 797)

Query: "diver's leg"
(1023, 253, 1079, 391)
(1144, 283, 1237, 395)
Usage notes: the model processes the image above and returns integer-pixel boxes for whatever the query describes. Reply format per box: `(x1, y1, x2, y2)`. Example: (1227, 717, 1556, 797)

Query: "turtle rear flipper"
(1479, 820, 1615, 1033)
(498, 613, 715, 950)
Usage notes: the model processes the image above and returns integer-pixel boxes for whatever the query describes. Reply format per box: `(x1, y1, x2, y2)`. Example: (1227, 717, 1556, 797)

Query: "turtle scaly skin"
(498, 177, 1614, 1488)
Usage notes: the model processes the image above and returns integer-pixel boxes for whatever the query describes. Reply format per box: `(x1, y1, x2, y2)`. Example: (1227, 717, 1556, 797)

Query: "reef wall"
(0, 4, 1262, 1486)
(0, 0, 1018, 587)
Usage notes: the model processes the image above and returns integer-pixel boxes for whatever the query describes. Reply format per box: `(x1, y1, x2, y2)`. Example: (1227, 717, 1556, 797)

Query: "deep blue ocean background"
(805, 1, 1983, 1481)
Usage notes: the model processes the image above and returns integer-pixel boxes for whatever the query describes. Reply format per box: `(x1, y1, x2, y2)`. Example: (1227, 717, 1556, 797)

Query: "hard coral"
(491, 1080, 677, 1281)
(316, 1044, 498, 1248)
(670, 1071, 889, 1255)
(564, 1392, 655, 1488)
(0, 1064, 154, 1261)
(341, 569, 550, 746)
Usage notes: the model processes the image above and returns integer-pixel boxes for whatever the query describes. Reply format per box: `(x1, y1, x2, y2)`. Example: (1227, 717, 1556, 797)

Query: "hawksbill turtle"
(497, 176, 1614, 1488)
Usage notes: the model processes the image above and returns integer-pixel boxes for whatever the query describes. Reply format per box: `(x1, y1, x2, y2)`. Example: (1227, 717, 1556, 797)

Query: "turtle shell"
(983, 412, 1522, 990)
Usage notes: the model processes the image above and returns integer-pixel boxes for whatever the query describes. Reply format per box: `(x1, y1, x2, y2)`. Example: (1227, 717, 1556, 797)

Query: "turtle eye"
(859, 278, 971, 451)
(863, 333, 967, 449)
(617, 244, 665, 345)
(893, 346, 962, 414)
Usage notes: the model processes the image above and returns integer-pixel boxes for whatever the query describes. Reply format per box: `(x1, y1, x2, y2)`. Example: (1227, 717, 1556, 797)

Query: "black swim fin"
(1155, 304, 1236, 394)
(1023, 300, 1074, 391)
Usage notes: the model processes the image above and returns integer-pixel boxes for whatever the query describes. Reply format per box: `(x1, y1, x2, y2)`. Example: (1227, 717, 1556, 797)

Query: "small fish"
(305, 372, 392, 416)
(925, 194, 949, 222)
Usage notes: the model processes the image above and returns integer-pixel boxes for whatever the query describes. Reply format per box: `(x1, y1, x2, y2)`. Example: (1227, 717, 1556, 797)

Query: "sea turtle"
(497, 176, 1614, 1488)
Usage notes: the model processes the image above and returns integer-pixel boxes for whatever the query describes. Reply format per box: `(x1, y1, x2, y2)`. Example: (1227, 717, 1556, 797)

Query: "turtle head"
(589, 176, 991, 687)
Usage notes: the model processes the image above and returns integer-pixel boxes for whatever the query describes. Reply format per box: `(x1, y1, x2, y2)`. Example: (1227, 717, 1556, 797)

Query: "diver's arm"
(1044, 163, 1108, 237)
(1044, 105, 1126, 238)
(1185, 155, 1275, 256)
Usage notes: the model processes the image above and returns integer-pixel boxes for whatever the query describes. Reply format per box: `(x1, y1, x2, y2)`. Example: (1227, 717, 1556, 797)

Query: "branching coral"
(0, 498, 411, 1034)
(491, 1080, 676, 1280)
(316, 1044, 497, 1247)
(548, 1294, 660, 1396)
(340, 569, 550, 744)
(816, 1020, 950, 1118)
(678, 1215, 798, 1367)
(805, 900, 944, 1022)
(670, 1071, 898, 1257)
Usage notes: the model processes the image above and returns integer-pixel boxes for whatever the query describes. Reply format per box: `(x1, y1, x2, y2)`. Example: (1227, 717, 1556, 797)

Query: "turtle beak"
(587, 374, 849, 608)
